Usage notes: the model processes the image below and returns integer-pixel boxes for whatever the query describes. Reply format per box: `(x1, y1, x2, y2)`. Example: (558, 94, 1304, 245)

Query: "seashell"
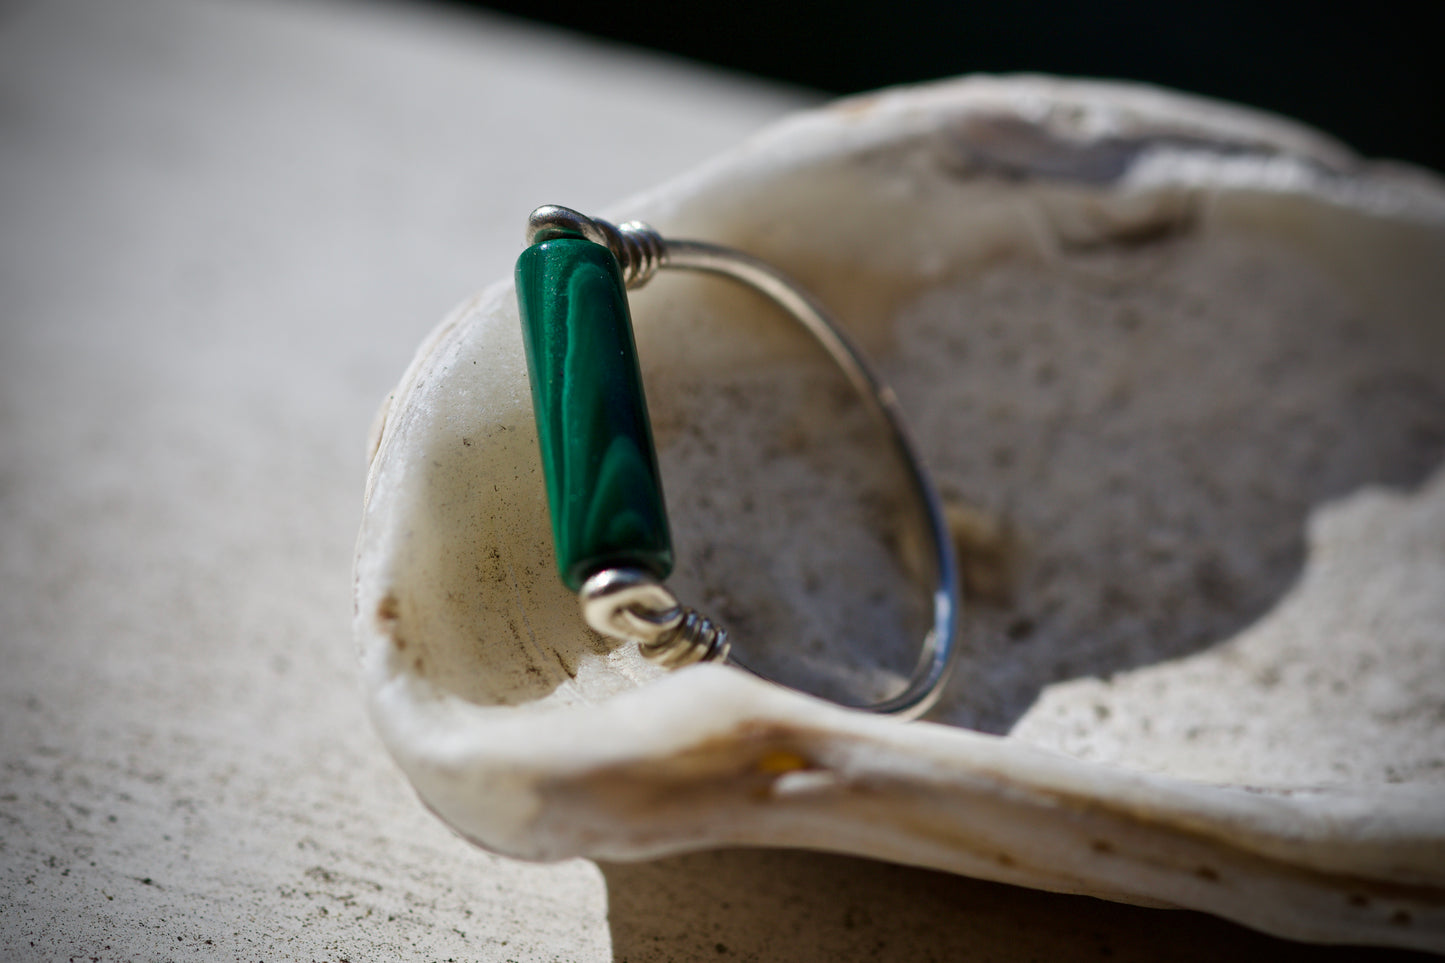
(354, 76, 1445, 950)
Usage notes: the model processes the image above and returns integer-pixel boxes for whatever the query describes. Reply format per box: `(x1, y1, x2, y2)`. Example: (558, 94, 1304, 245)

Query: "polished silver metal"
(580, 568, 729, 668)
(527, 205, 664, 288)
(527, 205, 961, 719)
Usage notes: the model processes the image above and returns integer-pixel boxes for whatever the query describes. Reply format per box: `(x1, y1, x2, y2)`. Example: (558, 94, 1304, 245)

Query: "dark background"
(453, 0, 1444, 171)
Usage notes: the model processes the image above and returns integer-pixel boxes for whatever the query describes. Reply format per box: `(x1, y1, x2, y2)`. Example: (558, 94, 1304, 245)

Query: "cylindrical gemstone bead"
(516, 237, 674, 592)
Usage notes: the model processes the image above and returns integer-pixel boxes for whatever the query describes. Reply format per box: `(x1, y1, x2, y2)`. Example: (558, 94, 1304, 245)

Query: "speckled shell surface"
(354, 77, 1445, 950)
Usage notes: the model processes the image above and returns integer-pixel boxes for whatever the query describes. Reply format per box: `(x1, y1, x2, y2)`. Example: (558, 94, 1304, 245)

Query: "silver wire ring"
(526, 206, 960, 719)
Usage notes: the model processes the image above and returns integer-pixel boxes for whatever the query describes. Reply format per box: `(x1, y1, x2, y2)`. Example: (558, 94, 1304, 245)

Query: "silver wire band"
(526, 206, 960, 719)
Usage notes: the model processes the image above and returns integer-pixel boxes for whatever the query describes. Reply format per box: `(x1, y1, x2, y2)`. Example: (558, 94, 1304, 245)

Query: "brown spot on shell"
(944, 501, 1021, 607)
(756, 750, 812, 774)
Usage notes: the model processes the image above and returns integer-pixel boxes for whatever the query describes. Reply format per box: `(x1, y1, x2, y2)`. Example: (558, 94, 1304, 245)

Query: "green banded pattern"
(516, 237, 674, 592)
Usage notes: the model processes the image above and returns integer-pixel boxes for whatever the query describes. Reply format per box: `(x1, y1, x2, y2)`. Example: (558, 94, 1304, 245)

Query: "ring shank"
(660, 240, 961, 719)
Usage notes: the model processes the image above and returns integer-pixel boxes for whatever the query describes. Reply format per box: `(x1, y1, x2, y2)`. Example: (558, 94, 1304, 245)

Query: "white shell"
(354, 77, 1445, 950)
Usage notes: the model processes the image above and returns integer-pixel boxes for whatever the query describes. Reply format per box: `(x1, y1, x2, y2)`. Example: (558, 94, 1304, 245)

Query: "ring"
(515, 205, 960, 718)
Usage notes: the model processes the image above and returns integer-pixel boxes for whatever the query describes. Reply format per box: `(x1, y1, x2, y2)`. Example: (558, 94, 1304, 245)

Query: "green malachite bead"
(516, 237, 674, 593)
